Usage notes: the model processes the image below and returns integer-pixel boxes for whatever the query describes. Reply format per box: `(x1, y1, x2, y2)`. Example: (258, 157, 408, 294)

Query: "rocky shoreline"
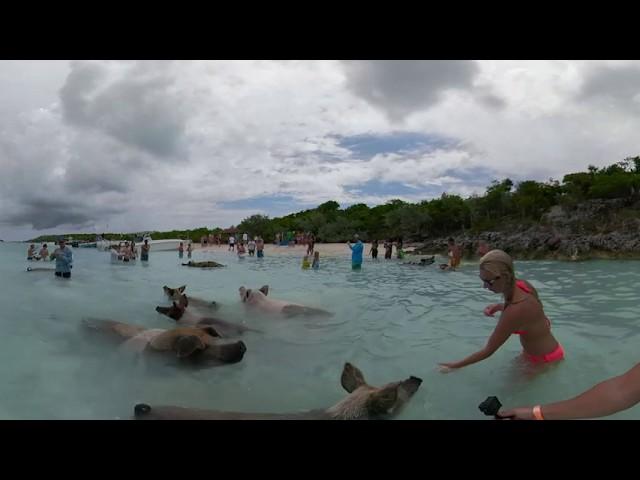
(411, 199, 640, 261)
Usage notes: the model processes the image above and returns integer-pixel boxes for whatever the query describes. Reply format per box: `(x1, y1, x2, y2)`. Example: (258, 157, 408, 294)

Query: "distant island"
(29, 157, 640, 260)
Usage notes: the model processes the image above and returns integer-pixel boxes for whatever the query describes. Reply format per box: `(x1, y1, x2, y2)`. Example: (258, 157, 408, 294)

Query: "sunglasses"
(481, 275, 500, 286)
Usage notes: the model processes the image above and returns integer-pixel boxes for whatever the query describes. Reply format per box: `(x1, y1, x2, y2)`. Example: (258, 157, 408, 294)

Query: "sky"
(0, 60, 639, 241)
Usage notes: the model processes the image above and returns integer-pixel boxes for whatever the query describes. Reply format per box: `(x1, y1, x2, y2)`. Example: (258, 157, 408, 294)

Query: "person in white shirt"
(247, 238, 256, 256)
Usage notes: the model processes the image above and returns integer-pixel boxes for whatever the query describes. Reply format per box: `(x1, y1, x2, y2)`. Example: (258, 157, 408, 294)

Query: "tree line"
(30, 157, 640, 244)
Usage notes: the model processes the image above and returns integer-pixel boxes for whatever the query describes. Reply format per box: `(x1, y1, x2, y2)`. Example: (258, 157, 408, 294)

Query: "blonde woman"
(439, 249, 564, 372)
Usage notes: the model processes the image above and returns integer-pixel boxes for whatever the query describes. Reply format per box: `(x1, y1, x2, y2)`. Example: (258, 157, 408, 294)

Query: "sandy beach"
(192, 242, 433, 259)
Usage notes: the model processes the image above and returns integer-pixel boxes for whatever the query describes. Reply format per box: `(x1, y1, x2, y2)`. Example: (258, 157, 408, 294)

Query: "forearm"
(539, 375, 640, 420)
(450, 348, 492, 369)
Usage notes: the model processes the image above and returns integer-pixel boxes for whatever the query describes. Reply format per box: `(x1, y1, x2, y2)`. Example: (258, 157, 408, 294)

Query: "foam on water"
(1, 242, 640, 419)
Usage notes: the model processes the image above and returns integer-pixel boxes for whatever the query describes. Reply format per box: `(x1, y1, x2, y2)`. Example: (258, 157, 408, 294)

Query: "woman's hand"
(438, 363, 459, 373)
(497, 407, 534, 420)
(484, 303, 503, 317)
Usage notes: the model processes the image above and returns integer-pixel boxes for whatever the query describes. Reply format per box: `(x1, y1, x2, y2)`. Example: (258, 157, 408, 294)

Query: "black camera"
(478, 396, 502, 417)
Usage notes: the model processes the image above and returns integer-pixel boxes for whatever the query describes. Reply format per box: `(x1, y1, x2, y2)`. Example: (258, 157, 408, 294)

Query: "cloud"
(59, 61, 189, 158)
(2, 60, 640, 241)
(341, 60, 479, 121)
(579, 64, 640, 110)
(2, 198, 121, 230)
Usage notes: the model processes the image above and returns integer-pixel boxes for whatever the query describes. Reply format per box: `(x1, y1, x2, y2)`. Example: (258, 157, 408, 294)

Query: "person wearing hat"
(51, 238, 73, 279)
(347, 234, 364, 270)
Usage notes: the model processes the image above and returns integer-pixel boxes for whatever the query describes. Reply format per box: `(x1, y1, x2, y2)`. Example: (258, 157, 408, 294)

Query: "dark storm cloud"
(579, 64, 640, 109)
(341, 60, 480, 120)
(59, 61, 188, 158)
(2, 198, 121, 230)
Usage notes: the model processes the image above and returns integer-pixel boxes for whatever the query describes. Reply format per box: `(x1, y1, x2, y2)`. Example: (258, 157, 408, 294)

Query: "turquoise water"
(1, 241, 640, 420)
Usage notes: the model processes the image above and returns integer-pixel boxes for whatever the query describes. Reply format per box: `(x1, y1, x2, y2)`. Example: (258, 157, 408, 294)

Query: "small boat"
(96, 235, 112, 251)
(135, 234, 190, 252)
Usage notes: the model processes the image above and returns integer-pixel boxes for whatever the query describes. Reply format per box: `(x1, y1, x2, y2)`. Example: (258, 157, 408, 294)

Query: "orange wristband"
(532, 405, 544, 420)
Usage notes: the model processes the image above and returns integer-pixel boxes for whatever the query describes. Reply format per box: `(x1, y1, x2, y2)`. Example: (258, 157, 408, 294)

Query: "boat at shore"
(97, 234, 189, 253)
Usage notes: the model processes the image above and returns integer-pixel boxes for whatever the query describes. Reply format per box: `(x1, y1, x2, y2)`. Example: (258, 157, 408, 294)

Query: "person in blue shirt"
(347, 234, 364, 270)
(51, 238, 73, 279)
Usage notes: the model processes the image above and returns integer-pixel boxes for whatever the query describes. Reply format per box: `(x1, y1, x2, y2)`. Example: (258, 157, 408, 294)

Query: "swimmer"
(439, 249, 564, 372)
(301, 255, 311, 270)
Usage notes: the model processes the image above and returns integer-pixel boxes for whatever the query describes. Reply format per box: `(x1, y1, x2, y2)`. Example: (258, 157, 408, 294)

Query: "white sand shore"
(192, 242, 434, 258)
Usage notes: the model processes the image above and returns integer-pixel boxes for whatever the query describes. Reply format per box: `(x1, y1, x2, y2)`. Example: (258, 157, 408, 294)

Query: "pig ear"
(341, 363, 366, 393)
(178, 285, 186, 293)
(366, 385, 399, 415)
(259, 285, 269, 296)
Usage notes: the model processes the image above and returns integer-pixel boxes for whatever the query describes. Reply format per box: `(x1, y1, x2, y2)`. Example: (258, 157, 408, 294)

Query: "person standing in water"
(51, 238, 73, 279)
(369, 239, 379, 260)
(307, 232, 315, 256)
(39, 243, 49, 260)
(301, 255, 311, 269)
(438, 249, 564, 372)
(347, 234, 364, 270)
(384, 240, 393, 259)
(187, 242, 193, 258)
(178, 242, 184, 258)
(141, 239, 150, 262)
(447, 237, 462, 270)
(312, 251, 320, 270)
(256, 236, 265, 258)
(248, 237, 256, 257)
(27, 244, 36, 260)
(237, 242, 246, 258)
(396, 238, 404, 260)
(228, 235, 235, 251)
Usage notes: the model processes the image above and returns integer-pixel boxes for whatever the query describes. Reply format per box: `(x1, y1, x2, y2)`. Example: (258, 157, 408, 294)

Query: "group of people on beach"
(226, 234, 265, 259)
